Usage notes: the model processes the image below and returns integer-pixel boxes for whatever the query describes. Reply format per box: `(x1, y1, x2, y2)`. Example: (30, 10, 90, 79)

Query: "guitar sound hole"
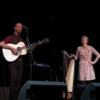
(17, 47, 22, 52)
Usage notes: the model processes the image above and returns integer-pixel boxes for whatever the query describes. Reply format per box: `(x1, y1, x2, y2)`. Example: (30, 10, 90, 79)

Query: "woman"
(71, 35, 100, 85)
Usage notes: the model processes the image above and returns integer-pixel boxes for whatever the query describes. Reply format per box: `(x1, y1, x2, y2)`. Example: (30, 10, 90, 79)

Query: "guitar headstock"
(41, 38, 49, 43)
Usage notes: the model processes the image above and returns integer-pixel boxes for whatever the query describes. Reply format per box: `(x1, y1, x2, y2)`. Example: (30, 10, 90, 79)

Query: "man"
(0, 22, 42, 100)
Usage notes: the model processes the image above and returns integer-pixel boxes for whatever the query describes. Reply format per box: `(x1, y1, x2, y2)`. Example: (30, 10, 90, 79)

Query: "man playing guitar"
(0, 21, 42, 100)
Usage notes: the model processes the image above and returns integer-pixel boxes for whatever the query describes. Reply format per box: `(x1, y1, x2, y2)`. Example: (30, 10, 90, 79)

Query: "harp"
(61, 51, 75, 99)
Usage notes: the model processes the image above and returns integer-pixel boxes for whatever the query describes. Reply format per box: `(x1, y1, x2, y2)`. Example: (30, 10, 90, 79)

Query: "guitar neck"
(21, 38, 49, 50)
(29, 42, 39, 50)
(21, 42, 38, 50)
(30, 42, 38, 47)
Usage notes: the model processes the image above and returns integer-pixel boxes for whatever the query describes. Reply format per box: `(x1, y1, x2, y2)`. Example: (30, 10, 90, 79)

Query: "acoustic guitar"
(2, 38, 49, 62)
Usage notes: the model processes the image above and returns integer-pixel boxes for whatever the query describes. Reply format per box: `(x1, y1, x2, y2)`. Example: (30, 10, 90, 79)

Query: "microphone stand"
(25, 27, 35, 80)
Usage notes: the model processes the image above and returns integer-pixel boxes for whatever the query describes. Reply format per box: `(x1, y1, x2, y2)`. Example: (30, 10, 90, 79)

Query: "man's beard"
(16, 30, 21, 35)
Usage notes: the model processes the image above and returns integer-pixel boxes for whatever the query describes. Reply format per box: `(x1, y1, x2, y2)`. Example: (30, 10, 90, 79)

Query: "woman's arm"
(91, 47, 100, 64)
(71, 47, 79, 60)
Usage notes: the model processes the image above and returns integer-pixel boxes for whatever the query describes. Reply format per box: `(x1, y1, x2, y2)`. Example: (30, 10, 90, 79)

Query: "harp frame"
(61, 50, 76, 100)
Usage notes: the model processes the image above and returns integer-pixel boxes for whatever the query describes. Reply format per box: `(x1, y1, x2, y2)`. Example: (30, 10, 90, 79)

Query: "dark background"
(0, 2, 100, 86)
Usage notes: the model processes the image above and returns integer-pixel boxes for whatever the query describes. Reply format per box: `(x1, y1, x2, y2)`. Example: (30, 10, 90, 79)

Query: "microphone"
(23, 26, 28, 29)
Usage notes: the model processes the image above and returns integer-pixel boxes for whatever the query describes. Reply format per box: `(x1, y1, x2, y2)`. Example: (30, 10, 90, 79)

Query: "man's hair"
(14, 21, 23, 27)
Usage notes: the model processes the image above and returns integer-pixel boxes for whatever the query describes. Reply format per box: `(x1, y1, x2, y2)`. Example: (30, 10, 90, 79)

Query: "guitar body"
(2, 42, 27, 62)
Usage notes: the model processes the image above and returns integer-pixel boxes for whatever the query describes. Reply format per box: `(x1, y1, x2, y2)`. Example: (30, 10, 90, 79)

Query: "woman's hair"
(81, 35, 89, 42)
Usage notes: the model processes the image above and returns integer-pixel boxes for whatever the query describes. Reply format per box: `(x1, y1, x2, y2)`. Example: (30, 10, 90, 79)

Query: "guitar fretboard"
(21, 42, 38, 50)
(21, 38, 49, 50)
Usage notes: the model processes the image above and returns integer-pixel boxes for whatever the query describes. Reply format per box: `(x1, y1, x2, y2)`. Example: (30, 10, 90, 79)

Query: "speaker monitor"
(80, 83, 100, 100)
(18, 81, 67, 100)
(76, 85, 87, 100)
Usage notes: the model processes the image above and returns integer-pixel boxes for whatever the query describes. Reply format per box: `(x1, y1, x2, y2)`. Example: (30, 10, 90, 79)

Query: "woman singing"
(71, 35, 100, 85)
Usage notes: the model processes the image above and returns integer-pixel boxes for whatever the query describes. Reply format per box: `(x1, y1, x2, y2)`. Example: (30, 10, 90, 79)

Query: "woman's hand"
(70, 54, 75, 57)
(88, 60, 94, 65)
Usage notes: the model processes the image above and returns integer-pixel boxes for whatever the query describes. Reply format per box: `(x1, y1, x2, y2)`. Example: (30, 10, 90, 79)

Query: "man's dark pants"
(9, 60, 23, 99)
